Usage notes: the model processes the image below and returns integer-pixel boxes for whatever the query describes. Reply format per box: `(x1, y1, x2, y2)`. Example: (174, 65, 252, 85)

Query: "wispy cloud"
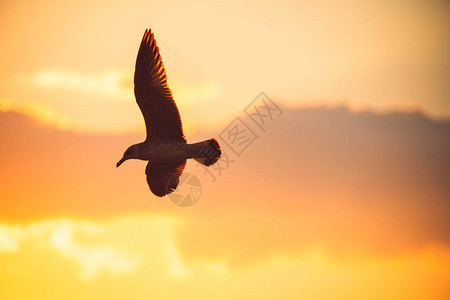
(0, 97, 70, 130)
(0, 69, 223, 134)
(0, 219, 140, 281)
(32, 69, 133, 100)
(31, 69, 221, 106)
(47, 220, 139, 281)
(1, 216, 449, 299)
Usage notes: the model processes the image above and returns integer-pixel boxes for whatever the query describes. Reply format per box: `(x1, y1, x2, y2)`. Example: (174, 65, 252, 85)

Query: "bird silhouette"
(117, 29, 221, 197)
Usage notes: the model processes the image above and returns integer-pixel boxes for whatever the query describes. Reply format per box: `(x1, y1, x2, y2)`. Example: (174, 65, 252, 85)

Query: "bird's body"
(123, 140, 217, 163)
(125, 141, 189, 162)
(117, 29, 221, 197)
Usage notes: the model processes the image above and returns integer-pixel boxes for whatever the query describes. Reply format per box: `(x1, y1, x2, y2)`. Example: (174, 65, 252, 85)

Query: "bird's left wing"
(145, 160, 186, 197)
(134, 29, 186, 142)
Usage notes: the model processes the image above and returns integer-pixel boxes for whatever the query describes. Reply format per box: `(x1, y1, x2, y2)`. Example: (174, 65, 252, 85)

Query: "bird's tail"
(192, 138, 221, 166)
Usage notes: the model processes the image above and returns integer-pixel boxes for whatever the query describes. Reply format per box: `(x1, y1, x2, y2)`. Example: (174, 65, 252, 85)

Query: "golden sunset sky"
(1, 0, 449, 299)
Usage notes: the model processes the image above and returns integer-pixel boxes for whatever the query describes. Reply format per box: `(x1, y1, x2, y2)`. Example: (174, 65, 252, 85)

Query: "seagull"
(117, 29, 221, 197)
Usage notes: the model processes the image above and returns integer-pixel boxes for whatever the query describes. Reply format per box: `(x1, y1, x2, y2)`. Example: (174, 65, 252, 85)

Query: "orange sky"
(1, 1, 450, 299)
(0, 0, 449, 133)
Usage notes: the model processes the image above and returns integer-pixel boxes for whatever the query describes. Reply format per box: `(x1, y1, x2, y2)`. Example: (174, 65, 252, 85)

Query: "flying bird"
(117, 29, 221, 197)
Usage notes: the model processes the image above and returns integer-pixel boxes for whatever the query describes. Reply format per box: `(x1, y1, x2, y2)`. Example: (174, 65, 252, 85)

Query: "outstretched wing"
(134, 29, 186, 142)
(145, 161, 186, 197)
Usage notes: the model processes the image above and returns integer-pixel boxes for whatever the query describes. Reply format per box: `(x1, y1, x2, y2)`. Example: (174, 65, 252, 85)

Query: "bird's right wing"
(145, 160, 186, 197)
(134, 29, 186, 142)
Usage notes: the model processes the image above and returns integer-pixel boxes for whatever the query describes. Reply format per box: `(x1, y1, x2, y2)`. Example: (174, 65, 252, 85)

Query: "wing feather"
(146, 161, 186, 197)
(134, 29, 186, 142)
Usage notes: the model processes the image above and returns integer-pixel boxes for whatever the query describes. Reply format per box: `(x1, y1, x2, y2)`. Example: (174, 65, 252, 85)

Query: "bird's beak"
(116, 157, 126, 168)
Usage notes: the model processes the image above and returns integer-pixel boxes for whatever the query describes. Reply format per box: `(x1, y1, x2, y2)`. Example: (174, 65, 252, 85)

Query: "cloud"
(30, 69, 222, 108)
(0, 219, 140, 281)
(0, 69, 223, 134)
(0, 216, 449, 300)
(177, 106, 450, 260)
(0, 106, 449, 258)
(48, 220, 139, 280)
(32, 69, 133, 101)
(0, 97, 70, 130)
(0, 216, 228, 280)
(0, 226, 22, 254)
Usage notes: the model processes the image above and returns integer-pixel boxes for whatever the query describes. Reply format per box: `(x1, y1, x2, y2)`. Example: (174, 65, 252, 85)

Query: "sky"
(0, 0, 449, 299)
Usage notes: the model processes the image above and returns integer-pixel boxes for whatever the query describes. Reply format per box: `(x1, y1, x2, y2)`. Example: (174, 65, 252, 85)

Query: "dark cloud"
(1, 108, 449, 259)
(179, 107, 450, 260)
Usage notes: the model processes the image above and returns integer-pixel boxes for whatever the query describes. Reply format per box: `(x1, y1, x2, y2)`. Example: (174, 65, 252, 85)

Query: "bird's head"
(116, 145, 138, 167)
